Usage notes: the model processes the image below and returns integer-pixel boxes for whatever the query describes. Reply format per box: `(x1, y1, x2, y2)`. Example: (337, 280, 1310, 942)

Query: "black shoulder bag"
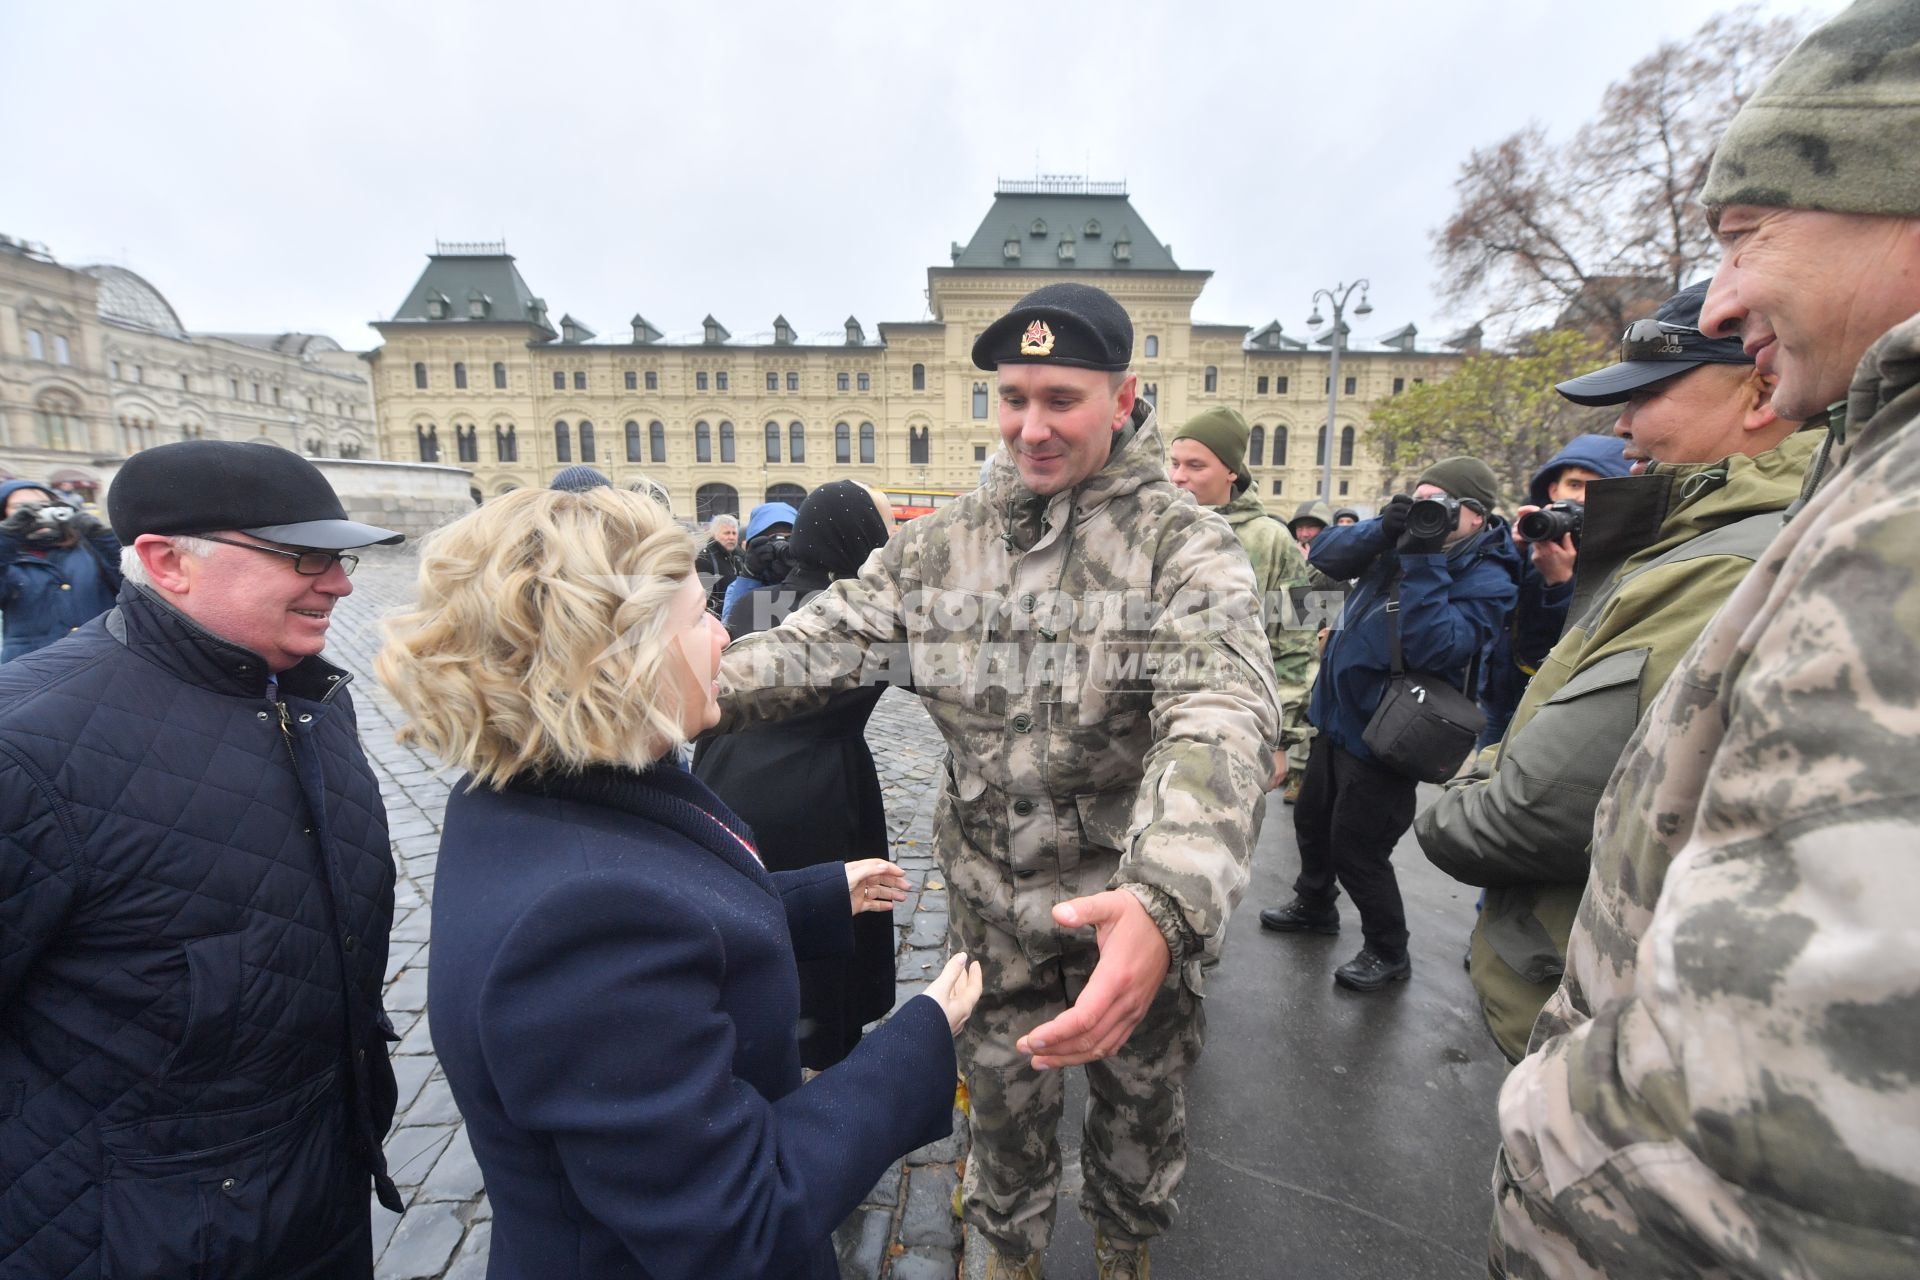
(1361, 571, 1485, 783)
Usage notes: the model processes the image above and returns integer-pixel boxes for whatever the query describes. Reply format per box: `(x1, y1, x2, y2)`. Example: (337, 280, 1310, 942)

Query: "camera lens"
(1517, 503, 1581, 543)
(1406, 497, 1455, 541)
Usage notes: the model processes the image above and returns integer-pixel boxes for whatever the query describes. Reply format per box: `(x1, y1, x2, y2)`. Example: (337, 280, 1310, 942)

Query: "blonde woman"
(376, 486, 981, 1280)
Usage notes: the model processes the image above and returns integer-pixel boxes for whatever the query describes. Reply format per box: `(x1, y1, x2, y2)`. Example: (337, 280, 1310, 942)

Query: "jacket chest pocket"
(166, 933, 246, 1084)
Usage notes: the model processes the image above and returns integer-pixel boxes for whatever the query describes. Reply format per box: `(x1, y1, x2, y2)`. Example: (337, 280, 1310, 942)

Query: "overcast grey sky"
(4, 0, 1837, 352)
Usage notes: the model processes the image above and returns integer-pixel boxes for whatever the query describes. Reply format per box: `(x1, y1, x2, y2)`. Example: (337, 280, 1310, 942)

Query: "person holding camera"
(1476, 436, 1630, 748)
(0, 479, 123, 661)
(1415, 277, 1819, 1060)
(1260, 457, 1519, 990)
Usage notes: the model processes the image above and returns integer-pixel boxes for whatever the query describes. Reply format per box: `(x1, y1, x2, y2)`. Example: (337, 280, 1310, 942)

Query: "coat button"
(1017, 593, 1037, 612)
(220, 1177, 240, 1195)
(256, 711, 269, 721)
(1011, 713, 1032, 733)
(59, 583, 71, 591)
(297, 713, 313, 724)
(1012, 799, 1034, 816)
(343, 934, 358, 953)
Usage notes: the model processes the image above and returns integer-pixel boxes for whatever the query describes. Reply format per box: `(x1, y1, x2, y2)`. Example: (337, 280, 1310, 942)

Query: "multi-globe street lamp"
(1306, 280, 1372, 504)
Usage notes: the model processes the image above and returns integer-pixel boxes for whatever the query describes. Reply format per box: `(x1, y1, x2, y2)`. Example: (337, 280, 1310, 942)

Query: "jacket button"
(59, 583, 71, 591)
(220, 1177, 240, 1195)
(1010, 713, 1032, 733)
(1012, 799, 1034, 816)
(297, 713, 313, 724)
(256, 711, 270, 721)
(1017, 593, 1037, 612)
(343, 934, 358, 953)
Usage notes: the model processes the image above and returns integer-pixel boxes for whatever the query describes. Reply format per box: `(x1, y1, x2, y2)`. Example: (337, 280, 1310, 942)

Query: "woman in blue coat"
(376, 486, 981, 1280)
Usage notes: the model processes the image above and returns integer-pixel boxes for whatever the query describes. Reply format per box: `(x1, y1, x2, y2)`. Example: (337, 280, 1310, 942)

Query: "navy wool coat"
(429, 763, 955, 1280)
(0, 586, 400, 1280)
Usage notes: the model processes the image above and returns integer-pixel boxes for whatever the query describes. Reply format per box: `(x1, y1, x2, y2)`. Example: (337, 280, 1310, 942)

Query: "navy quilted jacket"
(0, 585, 401, 1280)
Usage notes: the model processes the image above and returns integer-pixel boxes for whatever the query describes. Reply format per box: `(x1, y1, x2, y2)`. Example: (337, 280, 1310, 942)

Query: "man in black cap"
(0, 440, 406, 1279)
(712, 282, 1280, 1280)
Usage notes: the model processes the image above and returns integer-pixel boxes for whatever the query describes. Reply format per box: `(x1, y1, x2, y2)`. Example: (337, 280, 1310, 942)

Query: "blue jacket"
(1307, 514, 1522, 762)
(429, 763, 955, 1280)
(0, 585, 400, 1280)
(0, 482, 123, 662)
(1479, 435, 1634, 745)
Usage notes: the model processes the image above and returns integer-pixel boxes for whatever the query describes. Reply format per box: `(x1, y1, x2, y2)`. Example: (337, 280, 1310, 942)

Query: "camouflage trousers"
(949, 884, 1205, 1258)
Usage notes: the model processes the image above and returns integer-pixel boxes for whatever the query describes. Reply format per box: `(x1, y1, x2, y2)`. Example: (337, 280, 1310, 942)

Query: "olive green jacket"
(1214, 489, 1314, 749)
(1415, 428, 1825, 1060)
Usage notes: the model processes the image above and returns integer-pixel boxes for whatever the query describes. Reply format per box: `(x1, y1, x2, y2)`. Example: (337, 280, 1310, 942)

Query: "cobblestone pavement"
(329, 549, 967, 1280)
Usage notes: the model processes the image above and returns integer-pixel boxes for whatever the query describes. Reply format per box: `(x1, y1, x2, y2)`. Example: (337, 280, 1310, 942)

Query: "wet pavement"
(330, 548, 1507, 1279)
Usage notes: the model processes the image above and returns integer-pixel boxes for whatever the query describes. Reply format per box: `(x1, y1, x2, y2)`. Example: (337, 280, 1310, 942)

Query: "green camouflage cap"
(1703, 0, 1920, 216)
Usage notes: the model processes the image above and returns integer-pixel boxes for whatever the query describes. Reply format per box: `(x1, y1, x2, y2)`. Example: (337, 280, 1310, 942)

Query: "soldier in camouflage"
(712, 282, 1280, 1280)
(1168, 405, 1315, 789)
(1491, 1, 1920, 1272)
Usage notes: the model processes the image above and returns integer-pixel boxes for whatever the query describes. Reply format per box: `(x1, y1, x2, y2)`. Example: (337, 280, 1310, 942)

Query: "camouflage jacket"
(714, 403, 1281, 983)
(1491, 315, 1920, 1275)
(1212, 488, 1314, 749)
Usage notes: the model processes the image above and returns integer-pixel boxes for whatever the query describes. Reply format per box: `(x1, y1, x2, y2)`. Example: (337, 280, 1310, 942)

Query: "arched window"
(765, 421, 781, 463)
(1204, 366, 1218, 393)
(1145, 335, 1159, 358)
(911, 363, 925, 391)
(1274, 425, 1289, 467)
(1340, 425, 1356, 467)
(417, 423, 440, 463)
(859, 422, 875, 465)
(696, 420, 712, 463)
(1249, 426, 1265, 467)
(33, 392, 79, 451)
(625, 420, 642, 462)
(910, 426, 929, 466)
(650, 420, 666, 463)
(578, 420, 596, 463)
(789, 421, 805, 463)
(1317, 424, 1328, 466)
(719, 421, 736, 463)
(413, 362, 427, 389)
(695, 483, 740, 522)
(972, 383, 989, 419)
(836, 421, 851, 464)
(493, 361, 507, 389)
(765, 482, 806, 506)
(457, 424, 479, 462)
(495, 423, 518, 462)
(554, 421, 571, 463)
(453, 361, 467, 390)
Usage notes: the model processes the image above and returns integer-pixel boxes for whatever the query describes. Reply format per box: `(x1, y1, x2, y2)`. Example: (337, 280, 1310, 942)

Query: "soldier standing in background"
(1491, 2, 1920, 1272)
(711, 282, 1280, 1280)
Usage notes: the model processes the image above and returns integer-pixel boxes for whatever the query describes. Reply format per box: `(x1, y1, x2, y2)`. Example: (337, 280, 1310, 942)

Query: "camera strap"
(1383, 570, 1480, 692)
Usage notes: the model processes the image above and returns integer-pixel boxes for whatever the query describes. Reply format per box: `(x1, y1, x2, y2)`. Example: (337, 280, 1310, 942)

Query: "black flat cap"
(1555, 280, 1752, 407)
(971, 282, 1134, 372)
(109, 440, 404, 549)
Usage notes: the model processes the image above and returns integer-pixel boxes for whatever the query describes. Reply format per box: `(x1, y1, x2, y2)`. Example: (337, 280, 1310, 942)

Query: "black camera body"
(1405, 494, 1461, 543)
(1516, 499, 1583, 545)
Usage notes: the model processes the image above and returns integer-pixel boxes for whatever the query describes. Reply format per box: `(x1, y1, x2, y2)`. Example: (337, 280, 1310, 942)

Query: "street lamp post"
(1307, 279, 1372, 504)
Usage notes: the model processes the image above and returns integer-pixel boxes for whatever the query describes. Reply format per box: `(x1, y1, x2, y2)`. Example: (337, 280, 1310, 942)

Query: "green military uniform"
(1283, 499, 1340, 784)
(1213, 489, 1313, 753)
(714, 399, 1280, 1256)
(1492, 3, 1920, 1270)
(1417, 428, 1824, 1059)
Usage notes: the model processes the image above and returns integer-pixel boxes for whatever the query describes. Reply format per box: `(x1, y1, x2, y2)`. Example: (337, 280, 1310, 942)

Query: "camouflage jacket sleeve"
(712, 539, 909, 734)
(1489, 457, 1920, 1277)
(1111, 514, 1281, 967)
(1250, 517, 1316, 750)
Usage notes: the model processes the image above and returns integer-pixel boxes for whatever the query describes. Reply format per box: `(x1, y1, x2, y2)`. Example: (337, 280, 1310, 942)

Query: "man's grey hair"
(119, 534, 216, 587)
(709, 514, 739, 532)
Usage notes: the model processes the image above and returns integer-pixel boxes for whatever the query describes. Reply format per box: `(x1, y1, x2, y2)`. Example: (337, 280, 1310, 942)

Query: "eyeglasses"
(197, 535, 358, 577)
(1620, 318, 1698, 362)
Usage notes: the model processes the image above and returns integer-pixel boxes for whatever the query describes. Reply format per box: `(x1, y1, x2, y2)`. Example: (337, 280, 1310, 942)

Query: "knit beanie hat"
(1416, 457, 1501, 512)
(1702, 0, 1920, 216)
(1171, 406, 1252, 491)
(551, 465, 612, 493)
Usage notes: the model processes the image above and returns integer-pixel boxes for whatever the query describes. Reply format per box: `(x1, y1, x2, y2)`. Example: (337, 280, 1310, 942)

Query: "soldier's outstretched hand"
(1015, 889, 1170, 1069)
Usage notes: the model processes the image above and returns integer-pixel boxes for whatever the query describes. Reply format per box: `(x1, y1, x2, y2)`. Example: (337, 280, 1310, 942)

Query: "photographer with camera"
(1415, 278, 1820, 1060)
(0, 480, 123, 662)
(1477, 436, 1631, 748)
(1259, 456, 1519, 991)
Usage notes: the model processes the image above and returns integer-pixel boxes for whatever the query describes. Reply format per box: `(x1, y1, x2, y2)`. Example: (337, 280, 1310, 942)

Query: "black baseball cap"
(971, 282, 1134, 372)
(109, 440, 404, 549)
(1554, 280, 1753, 407)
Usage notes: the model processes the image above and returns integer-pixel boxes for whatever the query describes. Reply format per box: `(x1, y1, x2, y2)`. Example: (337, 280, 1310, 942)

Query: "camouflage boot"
(1094, 1232, 1149, 1280)
(984, 1250, 1044, 1280)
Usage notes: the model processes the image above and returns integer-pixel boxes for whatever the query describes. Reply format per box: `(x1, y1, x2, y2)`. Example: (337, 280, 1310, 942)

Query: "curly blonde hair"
(375, 484, 697, 789)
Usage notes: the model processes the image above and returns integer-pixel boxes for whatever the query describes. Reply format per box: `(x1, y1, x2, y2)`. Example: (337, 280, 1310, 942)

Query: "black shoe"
(1259, 899, 1340, 935)
(1334, 947, 1411, 991)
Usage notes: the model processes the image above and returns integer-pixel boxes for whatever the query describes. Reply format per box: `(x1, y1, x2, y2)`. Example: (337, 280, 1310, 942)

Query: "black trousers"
(1292, 735, 1419, 961)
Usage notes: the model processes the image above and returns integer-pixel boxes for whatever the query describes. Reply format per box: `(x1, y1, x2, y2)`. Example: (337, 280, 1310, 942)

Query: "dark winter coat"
(0, 482, 124, 662)
(0, 584, 400, 1280)
(697, 539, 737, 616)
(1306, 514, 1522, 764)
(427, 763, 954, 1280)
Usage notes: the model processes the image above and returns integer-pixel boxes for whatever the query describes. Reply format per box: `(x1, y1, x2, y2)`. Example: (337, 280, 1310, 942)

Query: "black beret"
(971, 282, 1134, 372)
(109, 439, 404, 549)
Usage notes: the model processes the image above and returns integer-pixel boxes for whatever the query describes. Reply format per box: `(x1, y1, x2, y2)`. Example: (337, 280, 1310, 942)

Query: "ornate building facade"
(369, 181, 1468, 520)
(0, 236, 377, 498)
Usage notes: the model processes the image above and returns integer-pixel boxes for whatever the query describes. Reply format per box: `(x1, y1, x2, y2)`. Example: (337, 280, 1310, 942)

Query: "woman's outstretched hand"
(922, 951, 984, 1036)
(846, 858, 910, 916)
